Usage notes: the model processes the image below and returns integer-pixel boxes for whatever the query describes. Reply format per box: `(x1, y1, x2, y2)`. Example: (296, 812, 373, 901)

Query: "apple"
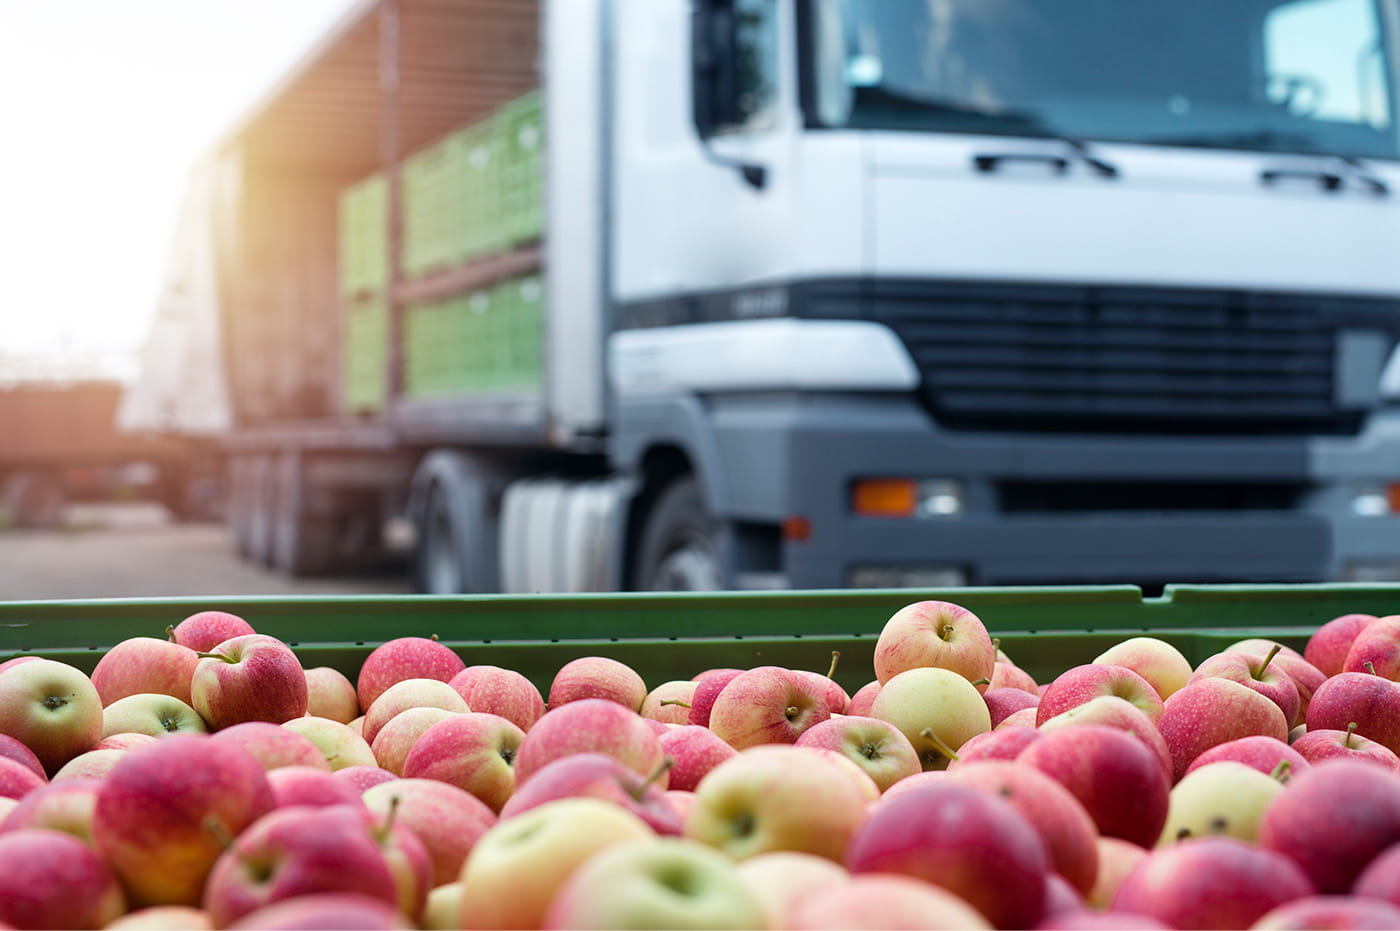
(1253, 895, 1400, 930)
(1086, 836, 1149, 910)
(787, 873, 991, 930)
(0, 755, 46, 801)
(665, 789, 695, 823)
(201, 804, 407, 927)
(226, 892, 413, 930)
(796, 652, 853, 714)
(1305, 671, 1400, 756)
(1111, 836, 1314, 929)
(210, 720, 331, 771)
(548, 655, 648, 710)
(1017, 723, 1170, 849)
(639, 679, 698, 724)
(706, 665, 830, 749)
(1094, 636, 1193, 701)
(1156, 676, 1290, 781)
(989, 661, 1041, 696)
(1037, 695, 1173, 781)
(91, 733, 276, 907)
(190, 634, 309, 730)
(1227, 642, 1326, 727)
(1344, 615, 1400, 679)
(0, 776, 99, 843)
(106, 905, 216, 930)
(167, 610, 256, 652)
(1042, 872, 1086, 921)
(983, 686, 1040, 727)
(0, 828, 127, 929)
(266, 765, 365, 809)
(1158, 760, 1287, 845)
(423, 883, 463, 931)
(733, 851, 850, 929)
(870, 666, 991, 770)
(543, 835, 767, 930)
(1190, 646, 1301, 727)
(845, 780, 1049, 930)
(280, 715, 377, 771)
(944, 759, 1100, 896)
(1258, 758, 1400, 893)
(456, 797, 655, 930)
(1035, 663, 1164, 726)
(685, 745, 871, 862)
(844, 680, 882, 717)
(94, 731, 161, 751)
(1293, 723, 1400, 770)
(361, 677, 471, 746)
(1305, 613, 1380, 677)
(1183, 735, 1310, 781)
(950, 725, 1042, 766)
(513, 698, 667, 785)
(447, 664, 546, 732)
(335, 765, 400, 793)
(1351, 841, 1400, 907)
(356, 635, 466, 712)
(1035, 909, 1172, 930)
(370, 706, 463, 776)
(687, 668, 745, 728)
(0, 733, 45, 781)
(400, 711, 525, 812)
(499, 752, 681, 834)
(998, 706, 1040, 729)
(304, 666, 360, 724)
(794, 715, 920, 793)
(0, 658, 105, 776)
(51, 747, 126, 781)
(90, 636, 201, 706)
(362, 777, 498, 888)
(657, 724, 738, 792)
(102, 692, 209, 739)
(872, 600, 996, 690)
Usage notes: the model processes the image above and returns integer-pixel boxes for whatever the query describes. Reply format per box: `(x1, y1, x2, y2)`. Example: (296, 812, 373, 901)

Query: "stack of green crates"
(499, 91, 544, 247)
(341, 295, 388, 413)
(402, 137, 466, 279)
(400, 276, 542, 398)
(338, 175, 388, 297)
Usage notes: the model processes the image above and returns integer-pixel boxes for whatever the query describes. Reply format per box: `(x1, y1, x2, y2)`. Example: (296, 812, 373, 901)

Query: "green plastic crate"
(337, 175, 388, 296)
(402, 136, 465, 280)
(460, 121, 505, 260)
(499, 90, 544, 246)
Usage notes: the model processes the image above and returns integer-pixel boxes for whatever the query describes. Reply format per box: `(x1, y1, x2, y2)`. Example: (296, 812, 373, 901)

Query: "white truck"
(124, 0, 1400, 594)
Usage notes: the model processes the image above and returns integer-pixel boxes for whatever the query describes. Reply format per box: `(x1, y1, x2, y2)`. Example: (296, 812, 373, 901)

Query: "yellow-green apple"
(809, 747, 882, 802)
(200, 804, 410, 928)
(1190, 647, 1300, 727)
(370, 706, 462, 776)
(0, 827, 126, 929)
(91, 636, 201, 706)
(210, 720, 330, 771)
(226, 892, 413, 930)
(0, 658, 104, 776)
(707, 666, 830, 749)
(989, 661, 1041, 696)
(1305, 671, 1400, 756)
(356, 636, 466, 712)
(787, 873, 992, 930)
(845, 680, 881, 717)
(543, 836, 767, 930)
(303, 666, 360, 724)
(1293, 723, 1400, 770)
(91, 733, 275, 906)
(983, 686, 1040, 727)
(400, 711, 525, 812)
(1183, 734, 1310, 781)
(363, 777, 498, 888)
(0, 777, 99, 843)
(167, 610, 256, 652)
(845, 780, 1049, 930)
(684, 744, 871, 862)
(1094, 637, 1193, 701)
(639, 679, 698, 724)
(423, 882, 462, 931)
(794, 715, 920, 793)
(456, 797, 654, 930)
(101, 692, 208, 739)
(1036, 663, 1164, 727)
(944, 759, 1100, 896)
(949, 724, 1042, 766)
(1038, 695, 1172, 781)
(1111, 836, 1314, 929)
(657, 724, 738, 792)
(1087, 836, 1149, 910)
(448, 664, 546, 732)
(1253, 895, 1400, 930)
(106, 905, 215, 930)
(1158, 760, 1287, 845)
(733, 851, 849, 929)
(0, 756, 45, 801)
(687, 668, 745, 728)
(870, 666, 991, 770)
(1344, 615, 1400, 679)
(1017, 723, 1170, 848)
(266, 765, 364, 809)
(94, 731, 160, 752)
(1306, 613, 1381, 676)
(548, 655, 648, 710)
(334, 764, 400, 793)
(1156, 677, 1290, 781)
(872, 600, 996, 690)
(498, 752, 681, 834)
(51, 747, 126, 781)
(191, 634, 309, 730)
(1258, 759, 1400, 893)
(0, 733, 45, 781)
(280, 715, 377, 771)
(361, 677, 470, 745)
(513, 698, 667, 785)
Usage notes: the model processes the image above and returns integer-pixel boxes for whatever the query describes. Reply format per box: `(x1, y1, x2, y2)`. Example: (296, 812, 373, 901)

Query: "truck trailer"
(123, 0, 1400, 594)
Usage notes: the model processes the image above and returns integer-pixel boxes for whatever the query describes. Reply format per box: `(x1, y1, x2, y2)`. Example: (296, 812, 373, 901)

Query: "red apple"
(280, 715, 377, 771)
(362, 778, 499, 889)
(167, 610, 256, 652)
(1292, 723, 1400, 770)
(1036, 663, 1164, 726)
(226, 892, 413, 930)
(687, 668, 745, 728)
(190, 635, 308, 730)
(0, 755, 45, 801)
(0, 658, 104, 776)
(448, 664, 546, 732)
(94, 732, 161, 752)
(106, 905, 215, 930)
(266, 765, 365, 809)
(1190, 647, 1300, 728)
(400, 712, 525, 812)
(998, 707, 1040, 729)
(513, 698, 666, 785)
(989, 661, 1041, 696)
(361, 677, 470, 745)
(369, 706, 462, 776)
(303, 666, 360, 724)
(1343, 615, 1400, 679)
(708, 666, 831, 749)
(844, 680, 882, 717)
(1157, 677, 1290, 781)
(355, 636, 466, 712)
(1087, 836, 1150, 910)
(734, 851, 851, 929)
(658, 724, 739, 792)
(51, 747, 126, 781)
(1305, 671, 1400, 756)
(0, 776, 100, 843)
(210, 721, 330, 771)
(500, 752, 681, 834)
(0, 827, 126, 929)
(1305, 613, 1380, 677)
(548, 655, 648, 711)
(1094, 636, 1194, 701)
(639, 679, 699, 725)
(1183, 735, 1310, 782)
(787, 873, 992, 930)
(0, 733, 45, 781)
(1036, 909, 1172, 930)
(983, 686, 1040, 727)
(1037, 695, 1172, 781)
(90, 636, 201, 706)
(872, 600, 996, 691)
(950, 725, 1042, 766)
(1253, 895, 1400, 930)
(334, 765, 400, 793)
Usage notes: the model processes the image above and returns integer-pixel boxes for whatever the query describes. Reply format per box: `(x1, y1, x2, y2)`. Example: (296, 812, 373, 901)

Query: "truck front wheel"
(633, 476, 724, 591)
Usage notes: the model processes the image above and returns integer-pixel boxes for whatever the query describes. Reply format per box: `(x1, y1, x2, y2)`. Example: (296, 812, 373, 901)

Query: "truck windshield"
(808, 0, 1400, 161)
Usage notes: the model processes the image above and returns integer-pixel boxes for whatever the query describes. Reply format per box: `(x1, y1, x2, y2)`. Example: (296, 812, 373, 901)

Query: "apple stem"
(165, 624, 177, 642)
(1346, 721, 1359, 749)
(659, 699, 692, 709)
(1269, 760, 1292, 783)
(193, 651, 236, 663)
(1255, 644, 1281, 679)
(992, 638, 1001, 652)
(919, 727, 960, 763)
(826, 651, 841, 680)
(631, 756, 676, 802)
(203, 814, 237, 852)
(969, 677, 991, 688)
(430, 634, 440, 642)
(1366, 662, 1379, 677)
(376, 793, 402, 844)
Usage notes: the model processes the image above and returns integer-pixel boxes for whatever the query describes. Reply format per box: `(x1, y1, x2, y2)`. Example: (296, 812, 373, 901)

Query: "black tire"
(633, 476, 724, 591)
(410, 453, 505, 595)
(416, 481, 464, 594)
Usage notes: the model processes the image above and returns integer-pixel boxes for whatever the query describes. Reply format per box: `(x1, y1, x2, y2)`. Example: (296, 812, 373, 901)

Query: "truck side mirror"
(692, 0, 740, 137)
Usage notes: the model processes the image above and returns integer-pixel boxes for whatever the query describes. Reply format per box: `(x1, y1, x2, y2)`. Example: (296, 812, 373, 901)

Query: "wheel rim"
(650, 540, 723, 591)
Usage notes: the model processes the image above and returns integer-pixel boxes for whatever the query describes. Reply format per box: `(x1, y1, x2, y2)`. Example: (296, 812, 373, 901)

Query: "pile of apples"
(6, 603, 1400, 929)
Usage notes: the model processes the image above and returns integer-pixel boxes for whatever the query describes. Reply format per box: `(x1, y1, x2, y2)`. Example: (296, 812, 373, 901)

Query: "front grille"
(868, 281, 1366, 435)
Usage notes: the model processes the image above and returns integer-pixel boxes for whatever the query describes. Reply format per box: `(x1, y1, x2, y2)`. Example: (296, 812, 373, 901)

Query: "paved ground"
(0, 503, 413, 601)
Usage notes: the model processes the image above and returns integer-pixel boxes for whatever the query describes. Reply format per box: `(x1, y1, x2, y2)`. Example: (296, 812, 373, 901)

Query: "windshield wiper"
(1145, 128, 1322, 152)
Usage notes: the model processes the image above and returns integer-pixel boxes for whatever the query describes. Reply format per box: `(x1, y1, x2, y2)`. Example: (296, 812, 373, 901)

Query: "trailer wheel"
(245, 456, 277, 567)
(417, 482, 464, 594)
(410, 451, 504, 594)
(272, 453, 336, 577)
(634, 476, 724, 591)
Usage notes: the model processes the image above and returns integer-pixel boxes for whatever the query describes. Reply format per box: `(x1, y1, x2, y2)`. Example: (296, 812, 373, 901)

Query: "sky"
(0, 0, 359, 379)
